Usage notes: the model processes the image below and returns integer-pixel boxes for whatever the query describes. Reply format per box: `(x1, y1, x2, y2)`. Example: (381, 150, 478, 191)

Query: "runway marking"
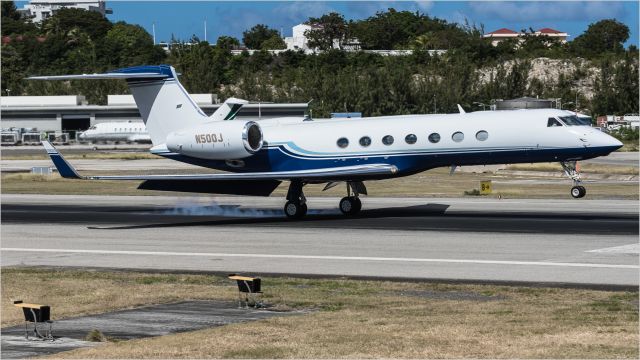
(2, 248, 638, 269)
(587, 243, 639, 254)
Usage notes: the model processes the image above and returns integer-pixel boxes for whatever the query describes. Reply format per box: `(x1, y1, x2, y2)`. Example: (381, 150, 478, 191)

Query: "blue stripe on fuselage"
(156, 145, 619, 179)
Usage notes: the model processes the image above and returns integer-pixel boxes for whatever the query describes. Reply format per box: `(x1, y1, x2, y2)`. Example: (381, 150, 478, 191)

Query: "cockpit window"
(547, 118, 562, 127)
(576, 117, 592, 126)
(88, 126, 97, 130)
(559, 115, 587, 126)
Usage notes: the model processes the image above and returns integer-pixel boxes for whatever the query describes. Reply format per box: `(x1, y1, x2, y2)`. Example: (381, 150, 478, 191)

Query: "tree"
(102, 22, 165, 68)
(242, 24, 279, 49)
(261, 35, 286, 50)
(352, 9, 451, 50)
(1, 1, 38, 35)
(216, 35, 239, 50)
(41, 8, 112, 40)
(571, 19, 629, 57)
(305, 12, 349, 51)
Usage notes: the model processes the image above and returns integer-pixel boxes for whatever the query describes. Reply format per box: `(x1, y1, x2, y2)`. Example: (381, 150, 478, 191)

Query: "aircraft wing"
(43, 141, 398, 182)
(27, 73, 168, 80)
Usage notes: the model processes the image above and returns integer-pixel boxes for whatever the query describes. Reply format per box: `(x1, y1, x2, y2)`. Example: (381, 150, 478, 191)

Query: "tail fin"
(28, 65, 247, 145)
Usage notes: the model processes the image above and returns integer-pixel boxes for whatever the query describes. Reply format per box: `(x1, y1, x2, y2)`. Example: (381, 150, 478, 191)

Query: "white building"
(284, 23, 361, 52)
(18, 0, 112, 23)
(284, 24, 317, 51)
(483, 27, 569, 46)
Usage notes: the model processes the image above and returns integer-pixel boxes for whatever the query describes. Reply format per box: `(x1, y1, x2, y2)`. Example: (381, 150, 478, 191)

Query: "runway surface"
(2, 194, 638, 287)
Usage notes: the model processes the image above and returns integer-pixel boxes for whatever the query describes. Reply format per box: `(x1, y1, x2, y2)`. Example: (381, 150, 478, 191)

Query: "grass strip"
(1, 267, 638, 358)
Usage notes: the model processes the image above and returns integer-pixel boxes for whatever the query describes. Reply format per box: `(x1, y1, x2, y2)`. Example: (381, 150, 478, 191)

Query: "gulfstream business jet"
(31, 65, 623, 218)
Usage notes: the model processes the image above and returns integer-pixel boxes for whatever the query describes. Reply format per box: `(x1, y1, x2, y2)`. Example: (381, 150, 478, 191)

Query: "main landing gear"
(283, 181, 366, 219)
(561, 161, 586, 198)
(339, 181, 365, 216)
(284, 180, 307, 219)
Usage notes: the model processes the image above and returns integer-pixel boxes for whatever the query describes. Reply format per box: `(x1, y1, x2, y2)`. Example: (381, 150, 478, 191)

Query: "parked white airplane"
(79, 121, 151, 143)
(31, 65, 623, 218)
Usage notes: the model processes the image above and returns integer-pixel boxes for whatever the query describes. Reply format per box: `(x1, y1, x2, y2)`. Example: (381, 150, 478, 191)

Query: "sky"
(16, 1, 640, 47)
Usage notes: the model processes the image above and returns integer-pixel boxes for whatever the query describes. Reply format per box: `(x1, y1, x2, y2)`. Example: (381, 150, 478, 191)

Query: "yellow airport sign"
(480, 180, 492, 195)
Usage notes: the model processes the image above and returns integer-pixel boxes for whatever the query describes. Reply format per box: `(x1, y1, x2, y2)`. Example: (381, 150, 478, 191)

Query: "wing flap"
(42, 141, 397, 182)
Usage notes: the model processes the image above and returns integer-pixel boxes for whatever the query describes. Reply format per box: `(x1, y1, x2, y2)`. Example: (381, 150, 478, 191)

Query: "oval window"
(405, 134, 417, 144)
(452, 132, 464, 142)
(428, 133, 440, 143)
(359, 136, 371, 147)
(337, 137, 349, 148)
(382, 135, 394, 146)
(476, 130, 488, 141)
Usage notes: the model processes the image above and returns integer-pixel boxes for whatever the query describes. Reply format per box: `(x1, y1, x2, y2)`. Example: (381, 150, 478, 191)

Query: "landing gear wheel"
(571, 186, 586, 198)
(339, 197, 361, 216)
(284, 201, 307, 219)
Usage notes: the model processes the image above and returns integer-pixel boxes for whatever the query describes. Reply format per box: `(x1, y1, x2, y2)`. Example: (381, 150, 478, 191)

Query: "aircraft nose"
(596, 131, 623, 150)
(610, 136, 624, 149)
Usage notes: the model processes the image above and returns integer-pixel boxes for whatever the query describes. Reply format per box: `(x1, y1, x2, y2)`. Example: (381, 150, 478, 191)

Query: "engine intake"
(166, 121, 263, 160)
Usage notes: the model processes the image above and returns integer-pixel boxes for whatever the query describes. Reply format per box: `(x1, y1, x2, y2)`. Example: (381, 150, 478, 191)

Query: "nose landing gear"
(561, 161, 586, 198)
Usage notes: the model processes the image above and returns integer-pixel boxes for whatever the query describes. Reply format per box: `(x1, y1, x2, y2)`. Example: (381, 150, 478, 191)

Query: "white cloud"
(273, 1, 336, 23)
(469, 1, 625, 22)
(415, 1, 434, 12)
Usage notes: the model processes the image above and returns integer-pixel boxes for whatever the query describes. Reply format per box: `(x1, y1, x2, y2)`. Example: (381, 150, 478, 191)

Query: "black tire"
(571, 186, 586, 199)
(577, 186, 586, 198)
(352, 197, 362, 214)
(284, 201, 306, 219)
(298, 203, 308, 217)
(339, 197, 361, 215)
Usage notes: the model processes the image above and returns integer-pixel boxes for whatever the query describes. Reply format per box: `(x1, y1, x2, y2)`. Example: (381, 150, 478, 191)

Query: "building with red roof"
(483, 27, 568, 46)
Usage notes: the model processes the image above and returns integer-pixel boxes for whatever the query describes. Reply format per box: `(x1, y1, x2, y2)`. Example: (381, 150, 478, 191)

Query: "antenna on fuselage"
(457, 104, 466, 114)
(304, 99, 314, 121)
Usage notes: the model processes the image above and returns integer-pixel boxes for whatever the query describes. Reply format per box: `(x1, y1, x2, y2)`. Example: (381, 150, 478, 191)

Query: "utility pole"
(204, 18, 207, 42)
(152, 22, 156, 45)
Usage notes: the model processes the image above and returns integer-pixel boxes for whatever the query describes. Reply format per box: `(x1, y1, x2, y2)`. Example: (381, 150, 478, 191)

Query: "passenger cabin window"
(382, 135, 394, 146)
(337, 137, 349, 148)
(547, 118, 562, 127)
(405, 134, 417, 144)
(359, 136, 371, 147)
(476, 130, 488, 141)
(559, 115, 587, 126)
(428, 133, 440, 143)
(452, 131, 464, 142)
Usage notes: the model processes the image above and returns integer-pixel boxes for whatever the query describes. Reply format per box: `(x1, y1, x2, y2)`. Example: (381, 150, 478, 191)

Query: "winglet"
(457, 104, 466, 114)
(42, 141, 82, 179)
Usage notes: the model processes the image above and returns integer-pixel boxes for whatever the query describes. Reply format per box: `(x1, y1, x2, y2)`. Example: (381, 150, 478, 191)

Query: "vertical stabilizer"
(121, 65, 207, 144)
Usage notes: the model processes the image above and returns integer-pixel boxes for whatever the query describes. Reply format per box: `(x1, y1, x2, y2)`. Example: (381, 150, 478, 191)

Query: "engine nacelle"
(166, 121, 263, 160)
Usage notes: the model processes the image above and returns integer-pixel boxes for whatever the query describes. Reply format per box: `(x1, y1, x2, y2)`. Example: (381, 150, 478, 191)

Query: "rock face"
(478, 57, 599, 100)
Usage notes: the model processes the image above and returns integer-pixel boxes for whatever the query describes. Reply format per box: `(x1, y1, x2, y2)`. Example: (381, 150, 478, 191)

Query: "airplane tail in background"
(28, 65, 247, 145)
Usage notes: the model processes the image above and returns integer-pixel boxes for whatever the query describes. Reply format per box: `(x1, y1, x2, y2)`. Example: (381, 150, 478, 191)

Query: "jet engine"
(166, 121, 263, 160)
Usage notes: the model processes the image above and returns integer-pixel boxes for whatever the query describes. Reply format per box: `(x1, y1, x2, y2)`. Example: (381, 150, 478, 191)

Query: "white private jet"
(31, 65, 623, 218)
(79, 121, 151, 143)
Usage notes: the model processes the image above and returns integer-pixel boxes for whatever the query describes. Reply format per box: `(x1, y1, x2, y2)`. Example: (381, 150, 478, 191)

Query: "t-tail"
(28, 65, 248, 145)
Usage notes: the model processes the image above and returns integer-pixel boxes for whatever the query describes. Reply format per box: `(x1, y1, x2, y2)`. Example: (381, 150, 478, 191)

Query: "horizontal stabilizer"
(42, 141, 397, 182)
(27, 65, 174, 81)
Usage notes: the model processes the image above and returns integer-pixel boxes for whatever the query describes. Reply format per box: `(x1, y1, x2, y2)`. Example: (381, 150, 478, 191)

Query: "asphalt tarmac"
(2, 194, 638, 288)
